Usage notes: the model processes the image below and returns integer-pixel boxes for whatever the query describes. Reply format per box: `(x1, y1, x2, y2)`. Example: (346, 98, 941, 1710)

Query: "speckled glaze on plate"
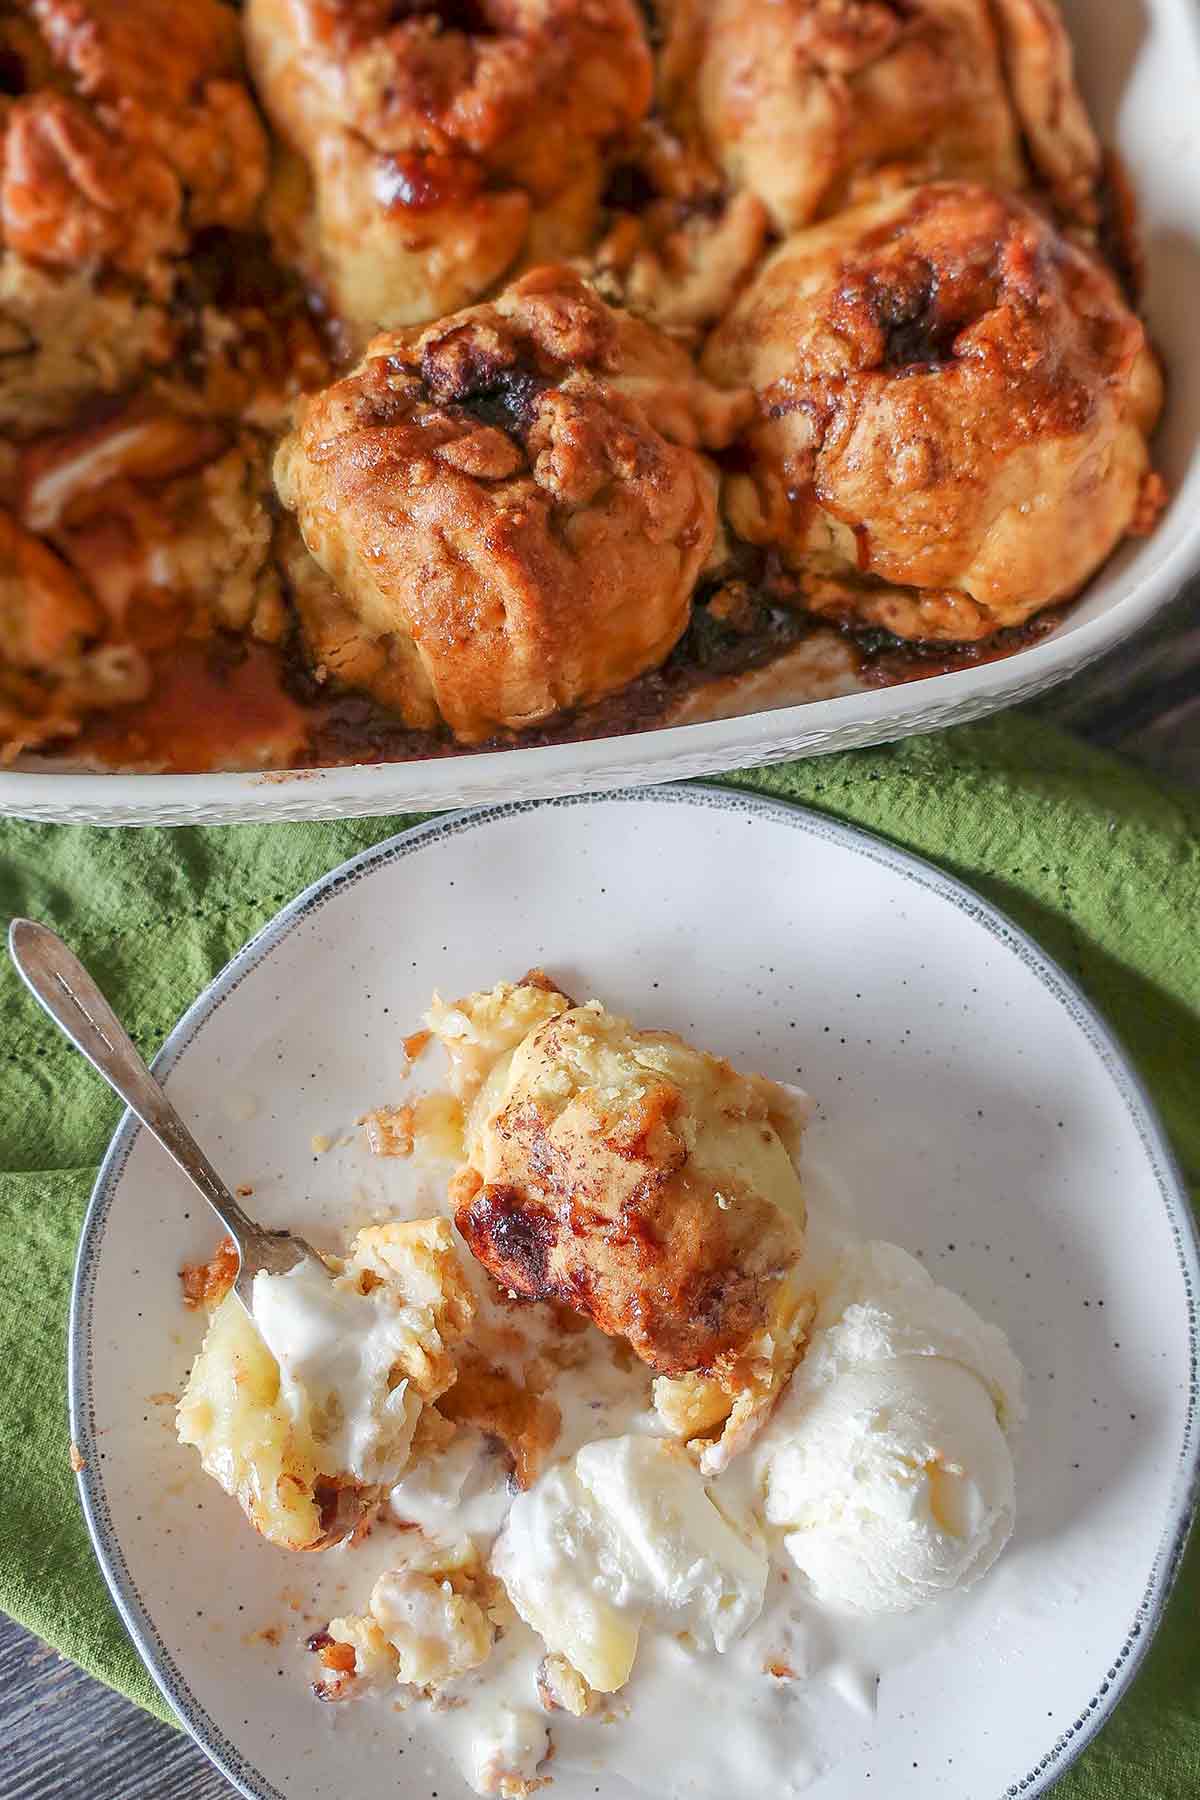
(69, 788, 1198, 1799)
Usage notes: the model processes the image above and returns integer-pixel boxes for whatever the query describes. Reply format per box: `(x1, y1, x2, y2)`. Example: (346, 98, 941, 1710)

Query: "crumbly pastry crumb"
(437, 1348, 563, 1491)
(537, 1655, 595, 1718)
(310, 1535, 501, 1700)
(471, 1708, 553, 1798)
(362, 1104, 415, 1158)
(179, 1237, 239, 1310)
(361, 1094, 464, 1163)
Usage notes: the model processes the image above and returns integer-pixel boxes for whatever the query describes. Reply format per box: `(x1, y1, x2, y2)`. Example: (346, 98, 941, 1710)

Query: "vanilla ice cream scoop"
(492, 1434, 768, 1691)
(799, 1239, 1026, 1427)
(762, 1240, 1024, 1613)
(766, 1356, 1015, 1611)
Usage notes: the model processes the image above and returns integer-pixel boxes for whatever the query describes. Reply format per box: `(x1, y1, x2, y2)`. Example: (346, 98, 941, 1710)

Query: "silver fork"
(8, 917, 326, 1312)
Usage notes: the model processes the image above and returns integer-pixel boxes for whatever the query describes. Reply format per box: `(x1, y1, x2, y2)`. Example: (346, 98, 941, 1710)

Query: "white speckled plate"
(69, 788, 1198, 1800)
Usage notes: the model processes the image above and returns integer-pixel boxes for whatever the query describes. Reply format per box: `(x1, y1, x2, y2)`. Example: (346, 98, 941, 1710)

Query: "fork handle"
(8, 918, 261, 1252)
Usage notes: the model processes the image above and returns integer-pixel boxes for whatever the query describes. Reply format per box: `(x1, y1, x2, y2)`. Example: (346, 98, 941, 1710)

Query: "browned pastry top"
(655, 0, 1104, 236)
(245, 0, 652, 333)
(451, 1000, 805, 1378)
(1, 0, 267, 279)
(656, 0, 1025, 234)
(703, 181, 1163, 640)
(271, 0, 647, 165)
(275, 265, 751, 740)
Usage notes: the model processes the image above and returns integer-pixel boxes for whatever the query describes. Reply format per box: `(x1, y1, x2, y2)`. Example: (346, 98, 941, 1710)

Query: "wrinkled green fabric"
(0, 714, 1196, 1792)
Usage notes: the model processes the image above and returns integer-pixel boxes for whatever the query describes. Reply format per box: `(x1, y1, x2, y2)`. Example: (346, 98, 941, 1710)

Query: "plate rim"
(67, 783, 1200, 1800)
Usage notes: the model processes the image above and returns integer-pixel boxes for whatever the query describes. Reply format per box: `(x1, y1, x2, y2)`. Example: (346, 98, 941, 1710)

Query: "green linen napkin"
(0, 714, 1197, 1795)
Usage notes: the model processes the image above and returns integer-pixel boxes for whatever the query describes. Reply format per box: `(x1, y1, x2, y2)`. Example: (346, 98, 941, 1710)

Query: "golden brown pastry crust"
(702, 182, 1163, 641)
(990, 0, 1102, 232)
(274, 266, 751, 740)
(0, 0, 269, 431)
(1, 89, 182, 276)
(21, 0, 268, 234)
(656, 0, 1027, 235)
(19, 405, 284, 644)
(0, 505, 149, 759)
(588, 121, 770, 340)
(245, 0, 653, 340)
(450, 999, 806, 1380)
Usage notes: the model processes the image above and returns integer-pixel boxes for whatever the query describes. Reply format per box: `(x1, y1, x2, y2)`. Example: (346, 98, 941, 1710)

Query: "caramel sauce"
(179, 1236, 238, 1309)
(76, 641, 313, 773)
(57, 592, 1063, 776)
(852, 609, 1063, 685)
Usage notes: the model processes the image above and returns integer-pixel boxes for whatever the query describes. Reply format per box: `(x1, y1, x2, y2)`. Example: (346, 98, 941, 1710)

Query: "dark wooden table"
(3, 578, 1198, 1797)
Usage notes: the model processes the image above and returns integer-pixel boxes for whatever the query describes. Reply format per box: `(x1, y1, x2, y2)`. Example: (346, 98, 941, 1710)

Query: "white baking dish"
(3, 0, 1198, 826)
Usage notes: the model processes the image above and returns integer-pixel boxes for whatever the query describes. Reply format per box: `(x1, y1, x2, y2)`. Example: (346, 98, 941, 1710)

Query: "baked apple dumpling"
(245, 0, 653, 342)
(428, 973, 813, 1472)
(655, 0, 1100, 236)
(702, 182, 1163, 642)
(274, 266, 751, 740)
(0, 0, 268, 432)
(656, 0, 1024, 235)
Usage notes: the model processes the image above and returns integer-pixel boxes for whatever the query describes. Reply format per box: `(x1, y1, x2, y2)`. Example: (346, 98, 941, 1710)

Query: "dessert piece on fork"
(177, 1218, 475, 1550)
